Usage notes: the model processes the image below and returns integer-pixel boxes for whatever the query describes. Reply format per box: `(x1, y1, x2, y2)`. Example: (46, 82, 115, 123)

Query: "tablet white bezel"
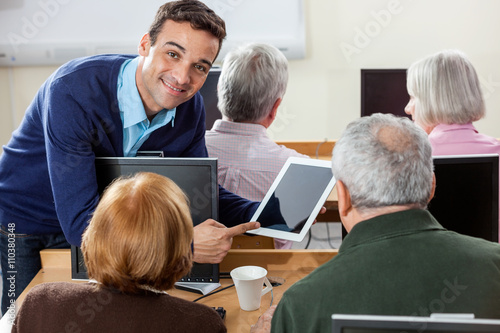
(246, 157, 336, 242)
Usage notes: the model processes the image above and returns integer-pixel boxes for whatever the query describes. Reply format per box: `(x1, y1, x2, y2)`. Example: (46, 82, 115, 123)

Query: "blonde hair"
(406, 49, 485, 128)
(81, 172, 193, 294)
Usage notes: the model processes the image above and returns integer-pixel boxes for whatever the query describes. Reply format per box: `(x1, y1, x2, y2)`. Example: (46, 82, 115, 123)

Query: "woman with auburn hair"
(12, 172, 226, 333)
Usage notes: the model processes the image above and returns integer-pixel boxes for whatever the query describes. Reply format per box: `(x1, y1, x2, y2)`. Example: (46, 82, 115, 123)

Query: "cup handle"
(261, 277, 273, 296)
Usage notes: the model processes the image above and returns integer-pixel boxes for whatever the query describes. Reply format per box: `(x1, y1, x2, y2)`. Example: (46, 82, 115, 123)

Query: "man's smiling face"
(136, 20, 219, 117)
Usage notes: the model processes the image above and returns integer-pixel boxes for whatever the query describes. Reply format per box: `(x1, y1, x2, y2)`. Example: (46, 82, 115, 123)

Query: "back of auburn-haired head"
(82, 172, 193, 294)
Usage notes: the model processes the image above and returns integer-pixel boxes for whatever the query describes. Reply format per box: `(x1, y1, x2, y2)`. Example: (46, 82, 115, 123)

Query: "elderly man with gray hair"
(269, 113, 500, 333)
(206, 42, 309, 249)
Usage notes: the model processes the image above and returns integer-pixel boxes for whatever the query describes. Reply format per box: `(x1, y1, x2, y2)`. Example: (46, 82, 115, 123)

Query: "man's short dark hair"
(149, 0, 226, 59)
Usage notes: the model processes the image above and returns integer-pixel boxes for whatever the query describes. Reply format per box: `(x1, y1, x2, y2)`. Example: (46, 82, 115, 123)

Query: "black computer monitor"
(199, 67, 222, 130)
(71, 157, 220, 284)
(332, 314, 500, 333)
(429, 154, 499, 243)
(341, 154, 499, 243)
(361, 69, 410, 119)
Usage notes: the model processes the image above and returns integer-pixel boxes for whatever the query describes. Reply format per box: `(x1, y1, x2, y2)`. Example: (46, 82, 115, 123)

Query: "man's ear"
(337, 180, 357, 233)
(336, 180, 352, 218)
(269, 98, 281, 122)
(428, 172, 436, 203)
(138, 33, 151, 56)
(260, 98, 281, 128)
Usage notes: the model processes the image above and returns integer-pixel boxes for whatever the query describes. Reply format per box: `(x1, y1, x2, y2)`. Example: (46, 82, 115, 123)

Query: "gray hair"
(406, 49, 485, 128)
(331, 113, 434, 213)
(217, 43, 288, 122)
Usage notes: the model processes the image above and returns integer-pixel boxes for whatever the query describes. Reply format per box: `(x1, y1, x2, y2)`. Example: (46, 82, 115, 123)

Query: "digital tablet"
(246, 157, 336, 242)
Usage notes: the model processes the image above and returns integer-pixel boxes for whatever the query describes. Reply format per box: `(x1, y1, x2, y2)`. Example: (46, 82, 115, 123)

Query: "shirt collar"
(117, 57, 176, 128)
(431, 123, 477, 134)
(339, 209, 445, 253)
(210, 119, 267, 137)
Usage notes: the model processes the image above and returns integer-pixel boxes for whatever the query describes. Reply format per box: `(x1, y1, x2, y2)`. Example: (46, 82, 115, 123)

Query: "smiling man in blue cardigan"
(0, 1, 260, 315)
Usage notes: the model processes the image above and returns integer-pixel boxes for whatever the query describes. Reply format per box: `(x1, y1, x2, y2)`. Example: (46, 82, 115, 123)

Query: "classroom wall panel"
(1, 0, 500, 151)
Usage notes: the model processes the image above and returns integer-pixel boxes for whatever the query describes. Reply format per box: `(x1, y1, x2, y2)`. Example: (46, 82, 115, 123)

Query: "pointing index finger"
(225, 221, 261, 238)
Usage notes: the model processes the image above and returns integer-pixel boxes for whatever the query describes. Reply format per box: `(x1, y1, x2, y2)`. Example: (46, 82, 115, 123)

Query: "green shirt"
(271, 209, 500, 333)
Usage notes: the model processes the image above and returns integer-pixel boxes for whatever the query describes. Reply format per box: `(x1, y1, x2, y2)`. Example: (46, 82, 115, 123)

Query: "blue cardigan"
(0, 54, 257, 245)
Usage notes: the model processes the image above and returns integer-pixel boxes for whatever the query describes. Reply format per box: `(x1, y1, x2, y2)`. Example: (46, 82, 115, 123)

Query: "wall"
(269, 0, 500, 141)
(2, 0, 500, 154)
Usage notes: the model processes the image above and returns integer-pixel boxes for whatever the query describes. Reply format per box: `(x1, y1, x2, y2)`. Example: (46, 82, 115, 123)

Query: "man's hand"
(250, 305, 277, 333)
(313, 206, 327, 225)
(193, 219, 260, 263)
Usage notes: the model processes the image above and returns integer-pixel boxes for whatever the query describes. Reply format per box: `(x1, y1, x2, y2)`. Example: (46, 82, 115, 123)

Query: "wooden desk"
(16, 249, 337, 333)
(275, 141, 336, 159)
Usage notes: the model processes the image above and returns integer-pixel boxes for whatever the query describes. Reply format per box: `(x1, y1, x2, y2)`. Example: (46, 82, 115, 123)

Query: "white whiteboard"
(0, 0, 305, 66)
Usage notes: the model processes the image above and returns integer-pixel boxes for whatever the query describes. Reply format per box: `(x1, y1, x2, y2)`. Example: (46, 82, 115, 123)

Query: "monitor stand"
(174, 281, 221, 295)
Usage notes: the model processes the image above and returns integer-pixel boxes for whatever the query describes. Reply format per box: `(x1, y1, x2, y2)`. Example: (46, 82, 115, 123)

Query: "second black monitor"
(72, 157, 220, 283)
(429, 154, 499, 243)
(361, 69, 410, 119)
(199, 67, 222, 131)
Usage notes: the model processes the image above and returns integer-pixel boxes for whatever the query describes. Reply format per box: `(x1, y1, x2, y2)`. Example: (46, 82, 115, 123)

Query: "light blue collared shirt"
(117, 57, 176, 157)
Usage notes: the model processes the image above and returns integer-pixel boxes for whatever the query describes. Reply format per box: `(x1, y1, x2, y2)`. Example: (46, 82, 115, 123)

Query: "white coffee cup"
(230, 265, 273, 311)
